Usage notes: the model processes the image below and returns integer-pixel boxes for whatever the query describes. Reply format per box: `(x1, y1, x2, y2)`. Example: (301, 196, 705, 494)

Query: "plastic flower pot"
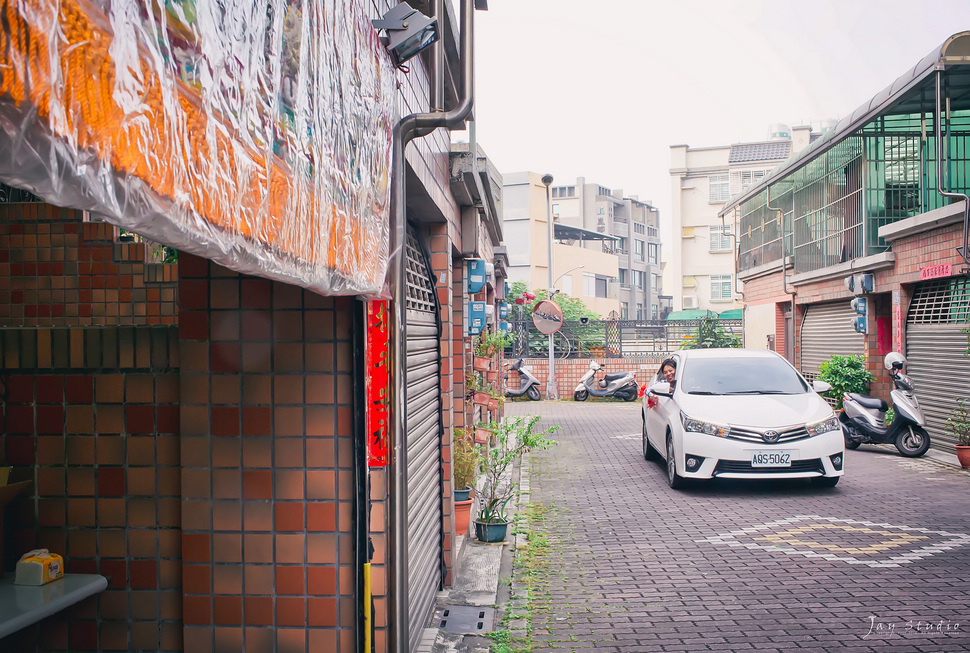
(454, 487, 472, 502)
(473, 356, 492, 372)
(956, 445, 970, 469)
(455, 499, 474, 535)
(474, 520, 509, 543)
(473, 391, 490, 406)
(474, 428, 492, 445)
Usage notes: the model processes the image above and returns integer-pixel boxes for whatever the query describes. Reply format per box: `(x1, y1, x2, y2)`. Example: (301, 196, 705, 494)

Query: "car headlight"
(807, 414, 840, 437)
(681, 411, 731, 438)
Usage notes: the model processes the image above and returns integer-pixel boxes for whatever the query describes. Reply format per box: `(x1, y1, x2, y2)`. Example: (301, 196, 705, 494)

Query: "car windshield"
(680, 356, 809, 395)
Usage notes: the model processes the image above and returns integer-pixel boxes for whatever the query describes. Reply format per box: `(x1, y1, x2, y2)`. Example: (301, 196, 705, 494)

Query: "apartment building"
(667, 124, 820, 313)
(502, 173, 662, 319)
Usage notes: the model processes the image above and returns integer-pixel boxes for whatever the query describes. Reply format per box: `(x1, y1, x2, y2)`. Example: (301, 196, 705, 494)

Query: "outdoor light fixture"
(372, 4, 440, 66)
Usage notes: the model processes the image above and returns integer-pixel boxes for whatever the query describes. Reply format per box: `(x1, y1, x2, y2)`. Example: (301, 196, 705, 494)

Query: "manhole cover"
(432, 605, 495, 634)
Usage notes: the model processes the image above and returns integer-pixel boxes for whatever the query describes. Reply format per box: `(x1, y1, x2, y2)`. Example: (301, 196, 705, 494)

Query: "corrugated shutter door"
(404, 229, 442, 652)
(800, 301, 865, 380)
(905, 278, 970, 451)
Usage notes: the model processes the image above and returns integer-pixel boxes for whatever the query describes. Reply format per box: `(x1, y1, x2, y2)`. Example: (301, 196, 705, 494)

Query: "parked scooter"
(573, 360, 638, 402)
(504, 359, 542, 401)
(840, 352, 930, 457)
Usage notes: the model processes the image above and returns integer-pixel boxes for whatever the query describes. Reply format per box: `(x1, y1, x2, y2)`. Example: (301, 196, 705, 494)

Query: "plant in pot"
(452, 429, 478, 535)
(474, 415, 558, 543)
(474, 421, 495, 445)
(945, 397, 970, 468)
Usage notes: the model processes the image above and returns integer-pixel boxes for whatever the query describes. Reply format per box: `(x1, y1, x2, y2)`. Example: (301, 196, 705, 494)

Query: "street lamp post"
(541, 173, 558, 400)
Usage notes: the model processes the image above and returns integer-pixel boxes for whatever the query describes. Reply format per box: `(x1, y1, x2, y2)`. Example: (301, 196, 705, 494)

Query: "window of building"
(709, 224, 733, 252)
(636, 304, 643, 319)
(583, 273, 596, 297)
(618, 269, 628, 286)
(647, 242, 658, 264)
(738, 169, 767, 191)
(711, 274, 733, 301)
(633, 270, 645, 288)
(595, 276, 608, 298)
(634, 223, 645, 234)
(634, 240, 645, 262)
(651, 304, 659, 320)
(561, 275, 573, 296)
(551, 203, 559, 216)
(709, 174, 730, 202)
(647, 226, 658, 237)
(620, 302, 629, 319)
(617, 237, 628, 254)
(651, 273, 661, 291)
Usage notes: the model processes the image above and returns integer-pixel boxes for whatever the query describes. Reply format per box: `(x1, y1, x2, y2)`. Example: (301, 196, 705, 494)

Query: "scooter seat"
(847, 393, 888, 411)
(602, 372, 628, 382)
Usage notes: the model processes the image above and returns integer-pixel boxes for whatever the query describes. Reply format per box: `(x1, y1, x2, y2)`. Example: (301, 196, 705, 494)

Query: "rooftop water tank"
(768, 123, 792, 140)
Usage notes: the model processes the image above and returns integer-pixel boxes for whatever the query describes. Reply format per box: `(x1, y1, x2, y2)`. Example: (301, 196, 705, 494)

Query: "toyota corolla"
(642, 349, 845, 489)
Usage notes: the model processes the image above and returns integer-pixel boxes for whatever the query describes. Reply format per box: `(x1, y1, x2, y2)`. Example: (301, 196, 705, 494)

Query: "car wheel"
(811, 475, 840, 488)
(666, 434, 685, 489)
(574, 389, 589, 401)
(642, 412, 658, 461)
(895, 425, 930, 457)
(526, 386, 541, 401)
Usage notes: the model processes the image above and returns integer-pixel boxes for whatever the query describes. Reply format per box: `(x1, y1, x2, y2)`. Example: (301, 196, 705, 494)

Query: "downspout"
(935, 70, 970, 268)
(388, 1, 475, 652)
(765, 189, 796, 359)
(720, 206, 745, 343)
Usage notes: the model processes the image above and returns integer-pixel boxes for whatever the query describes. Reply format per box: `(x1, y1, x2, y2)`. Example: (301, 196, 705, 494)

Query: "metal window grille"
(405, 231, 436, 314)
(907, 277, 970, 325)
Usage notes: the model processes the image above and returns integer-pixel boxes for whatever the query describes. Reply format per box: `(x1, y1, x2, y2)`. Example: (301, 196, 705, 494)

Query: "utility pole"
(541, 173, 558, 400)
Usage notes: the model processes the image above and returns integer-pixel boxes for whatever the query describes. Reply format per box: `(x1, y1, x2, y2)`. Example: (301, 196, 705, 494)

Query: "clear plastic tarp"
(0, 0, 397, 296)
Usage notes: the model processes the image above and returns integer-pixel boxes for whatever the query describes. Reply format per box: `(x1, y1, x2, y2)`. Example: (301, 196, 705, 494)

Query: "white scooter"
(840, 352, 930, 457)
(504, 359, 542, 401)
(573, 360, 638, 402)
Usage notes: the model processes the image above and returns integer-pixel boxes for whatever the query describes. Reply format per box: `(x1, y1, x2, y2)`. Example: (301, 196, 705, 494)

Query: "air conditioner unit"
(683, 296, 698, 309)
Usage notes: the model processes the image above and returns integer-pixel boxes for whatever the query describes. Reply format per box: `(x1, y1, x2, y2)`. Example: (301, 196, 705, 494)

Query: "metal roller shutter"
(905, 278, 970, 451)
(404, 229, 443, 652)
(800, 301, 866, 380)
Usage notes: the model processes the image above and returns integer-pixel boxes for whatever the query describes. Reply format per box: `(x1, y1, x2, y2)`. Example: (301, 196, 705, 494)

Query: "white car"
(642, 349, 844, 489)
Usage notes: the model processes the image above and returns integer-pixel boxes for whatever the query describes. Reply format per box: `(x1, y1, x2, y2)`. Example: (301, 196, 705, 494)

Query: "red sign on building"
(920, 263, 952, 280)
(365, 301, 390, 467)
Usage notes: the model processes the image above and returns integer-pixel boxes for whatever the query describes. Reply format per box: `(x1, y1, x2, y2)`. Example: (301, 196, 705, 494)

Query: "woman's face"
(662, 364, 676, 383)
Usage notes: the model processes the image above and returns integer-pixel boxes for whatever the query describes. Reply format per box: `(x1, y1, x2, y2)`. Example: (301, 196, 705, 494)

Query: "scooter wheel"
(845, 440, 861, 450)
(527, 386, 541, 401)
(895, 425, 930, 457)
(574, 389, 589, 401)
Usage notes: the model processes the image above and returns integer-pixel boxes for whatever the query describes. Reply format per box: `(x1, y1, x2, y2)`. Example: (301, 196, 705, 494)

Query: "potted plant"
(474, 415, 558, 543)
(946, 397, 970, 468)
(452, 429, 478, 535)
(474, 422, 494, 445)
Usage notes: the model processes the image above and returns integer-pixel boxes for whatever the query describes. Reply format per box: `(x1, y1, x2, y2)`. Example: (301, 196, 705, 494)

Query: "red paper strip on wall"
(365, 301, 390, 467)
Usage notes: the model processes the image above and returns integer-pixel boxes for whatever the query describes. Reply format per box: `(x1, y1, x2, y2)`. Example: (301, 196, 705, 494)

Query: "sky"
(467, 0, 969, 220)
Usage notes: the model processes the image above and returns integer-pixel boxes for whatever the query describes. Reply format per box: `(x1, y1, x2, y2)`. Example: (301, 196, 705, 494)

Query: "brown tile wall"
(1, 348, 182, 652)
(177, 253, 358, 653)
(0, 204, 177, 327)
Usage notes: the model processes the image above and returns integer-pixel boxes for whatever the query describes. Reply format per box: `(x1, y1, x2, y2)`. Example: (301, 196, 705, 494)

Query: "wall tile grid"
(0, 202, 181, 651)
(178, 254, 358, 653)
(0, 204, 177, 328)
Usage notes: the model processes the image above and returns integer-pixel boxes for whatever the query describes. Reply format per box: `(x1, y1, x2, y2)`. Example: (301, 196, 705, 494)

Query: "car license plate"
(751, 451, 792, 467)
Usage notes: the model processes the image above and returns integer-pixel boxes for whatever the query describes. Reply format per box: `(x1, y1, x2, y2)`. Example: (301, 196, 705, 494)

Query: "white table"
(0, 574, 108, 639)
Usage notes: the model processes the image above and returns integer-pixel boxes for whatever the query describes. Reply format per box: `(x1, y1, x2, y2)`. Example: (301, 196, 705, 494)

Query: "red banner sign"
(365, 301, 390, 467)
(920, 263, 952, 280)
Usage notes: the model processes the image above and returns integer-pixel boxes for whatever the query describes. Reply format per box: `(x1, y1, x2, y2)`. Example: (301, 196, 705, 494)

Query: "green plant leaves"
(817, 354, 873, 409)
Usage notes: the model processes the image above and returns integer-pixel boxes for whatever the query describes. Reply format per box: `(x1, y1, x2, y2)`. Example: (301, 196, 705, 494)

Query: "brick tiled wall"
(177, 254, 358, 653)
(0, 205, 177, 327)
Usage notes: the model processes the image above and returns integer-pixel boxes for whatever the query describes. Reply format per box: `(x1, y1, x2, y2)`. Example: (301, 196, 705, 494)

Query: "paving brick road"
(505, 400, 970, 653)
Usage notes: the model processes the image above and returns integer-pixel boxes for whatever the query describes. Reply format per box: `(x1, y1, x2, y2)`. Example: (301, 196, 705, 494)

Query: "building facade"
(667, 126, 819, 314)
(502, 173, 662, 319)
(725, 31, 970, 454)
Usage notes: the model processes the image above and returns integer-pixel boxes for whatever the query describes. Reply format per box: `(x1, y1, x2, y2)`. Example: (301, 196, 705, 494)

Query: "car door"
(646, 354, 680, 455)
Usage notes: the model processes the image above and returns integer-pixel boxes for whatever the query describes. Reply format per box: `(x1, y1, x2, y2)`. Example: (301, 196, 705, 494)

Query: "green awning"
(665, 309, 717, 321)
(718, 309, 743, 319)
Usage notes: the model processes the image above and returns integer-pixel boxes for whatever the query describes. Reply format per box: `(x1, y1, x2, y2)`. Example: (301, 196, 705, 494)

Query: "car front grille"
(726, 425, 811, 444)
(713, 459, 824, 475)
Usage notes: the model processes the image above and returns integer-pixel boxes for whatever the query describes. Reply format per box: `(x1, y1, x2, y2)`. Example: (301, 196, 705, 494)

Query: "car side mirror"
(648, 381, 673, 397)
(812, 379, 832, 394)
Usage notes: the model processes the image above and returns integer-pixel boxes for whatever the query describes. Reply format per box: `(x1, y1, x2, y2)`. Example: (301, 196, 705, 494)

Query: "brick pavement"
(505, 400, 970, 653)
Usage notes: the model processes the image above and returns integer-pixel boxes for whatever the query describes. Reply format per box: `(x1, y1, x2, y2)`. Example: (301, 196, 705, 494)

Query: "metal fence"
(505, 318, 744, 359)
